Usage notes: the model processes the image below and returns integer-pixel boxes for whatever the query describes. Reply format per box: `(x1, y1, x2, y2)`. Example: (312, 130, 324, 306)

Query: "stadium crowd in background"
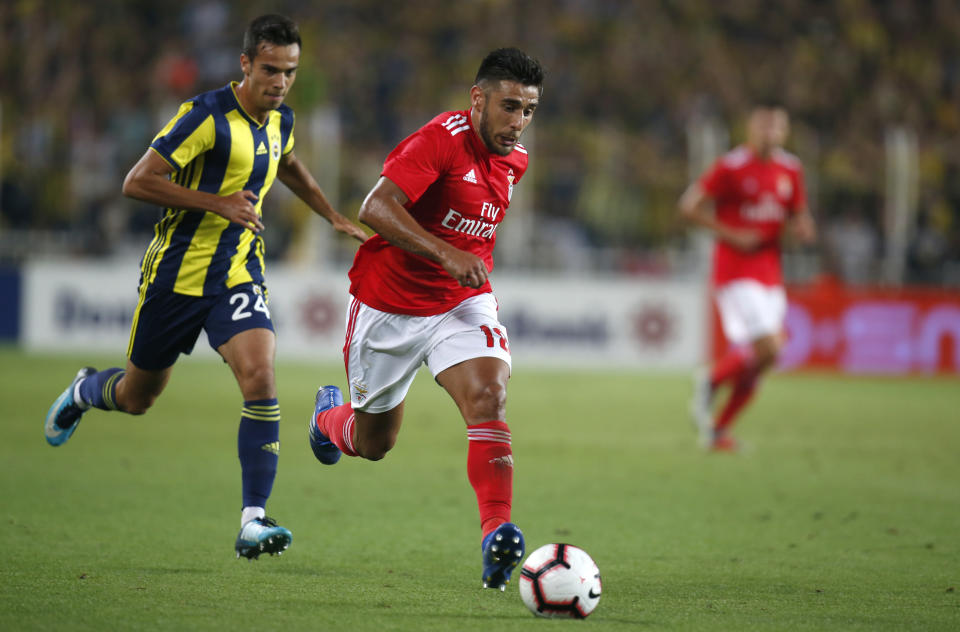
(2, 0, 960, 285)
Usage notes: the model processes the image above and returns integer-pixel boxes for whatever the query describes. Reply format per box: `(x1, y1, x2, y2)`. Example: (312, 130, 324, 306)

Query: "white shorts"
(715, 280, 786, 346)
(343, 293, 512, 413)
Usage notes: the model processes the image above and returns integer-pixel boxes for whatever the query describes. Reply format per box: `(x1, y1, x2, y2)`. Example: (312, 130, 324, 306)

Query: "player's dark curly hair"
(475, 48, 545, 94)
(242, 14, 302, 60)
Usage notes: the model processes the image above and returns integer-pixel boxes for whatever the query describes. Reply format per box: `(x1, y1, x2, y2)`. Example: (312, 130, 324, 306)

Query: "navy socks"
(77, 368, 125, 411)
(237, 399, 281, 508)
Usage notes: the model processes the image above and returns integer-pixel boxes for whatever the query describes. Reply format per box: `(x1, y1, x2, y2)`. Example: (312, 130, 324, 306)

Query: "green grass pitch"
(1, 346, 958, 630)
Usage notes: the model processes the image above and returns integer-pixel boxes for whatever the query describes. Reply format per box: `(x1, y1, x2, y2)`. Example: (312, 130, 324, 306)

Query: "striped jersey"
(139, 81, 295, 296)
(348, 109, 529, 315)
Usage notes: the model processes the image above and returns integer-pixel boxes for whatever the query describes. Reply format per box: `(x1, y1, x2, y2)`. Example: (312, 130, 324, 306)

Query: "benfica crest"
(507, 169, 515, 201)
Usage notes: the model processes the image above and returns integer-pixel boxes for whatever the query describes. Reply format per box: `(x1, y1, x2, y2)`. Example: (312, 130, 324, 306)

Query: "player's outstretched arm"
(122, 149, 264, 232)
(359, 176, 489, 289)
(678, 182, 762, 252)
(277, 152, 367, 242)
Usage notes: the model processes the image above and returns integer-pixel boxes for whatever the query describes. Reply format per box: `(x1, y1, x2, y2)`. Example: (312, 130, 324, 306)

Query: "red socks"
(467, 421, 514, 538)
(317, 412, 513, 538)
(711, 345, 755, 389)
(315, 404, 358, 457)
(714, 371, 758, 434)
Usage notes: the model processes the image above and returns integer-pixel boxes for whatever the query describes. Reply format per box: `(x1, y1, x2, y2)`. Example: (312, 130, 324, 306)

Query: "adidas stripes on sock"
(316, 404, 359, 457)
(238, 399, 281, 509)
(76, 368, 125, 411)
(467, 421, 514, 539)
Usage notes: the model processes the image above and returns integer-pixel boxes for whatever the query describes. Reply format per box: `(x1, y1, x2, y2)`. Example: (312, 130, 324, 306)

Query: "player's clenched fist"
(217, 190, 263, 232)
(440, 247, 489, 289)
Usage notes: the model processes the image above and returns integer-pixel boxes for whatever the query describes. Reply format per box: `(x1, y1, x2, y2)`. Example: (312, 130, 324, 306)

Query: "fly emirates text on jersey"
(441, 202, 502, 238)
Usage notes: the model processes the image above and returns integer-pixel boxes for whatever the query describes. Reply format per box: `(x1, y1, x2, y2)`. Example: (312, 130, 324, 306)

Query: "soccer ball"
(518, 543, 602, 619)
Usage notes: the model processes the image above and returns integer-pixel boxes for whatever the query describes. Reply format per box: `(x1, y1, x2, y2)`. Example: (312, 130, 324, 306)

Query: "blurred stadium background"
(1, 0, 959, 374)
(2, 5, 959, 629)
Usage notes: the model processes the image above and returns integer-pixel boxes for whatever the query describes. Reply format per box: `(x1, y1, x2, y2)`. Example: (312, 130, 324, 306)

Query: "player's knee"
(464, 381, 507, 421)
(753, 336, 782, 369)
(237, 364, 276, 399)
(361, 448, 388, 462)
(358, 434, 396, 461)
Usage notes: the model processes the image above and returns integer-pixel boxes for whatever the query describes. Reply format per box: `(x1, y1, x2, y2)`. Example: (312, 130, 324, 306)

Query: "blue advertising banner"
(0, 266, 20, 340)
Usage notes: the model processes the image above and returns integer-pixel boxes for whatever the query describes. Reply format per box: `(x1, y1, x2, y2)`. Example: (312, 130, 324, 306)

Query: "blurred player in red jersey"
(679, 104, 816, 452)
(307, 48, 544, 589)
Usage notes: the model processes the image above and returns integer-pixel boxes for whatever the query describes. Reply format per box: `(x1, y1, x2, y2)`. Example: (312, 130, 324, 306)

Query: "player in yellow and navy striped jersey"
(43, 14, 367, 560)
(140, 81, 294, 296)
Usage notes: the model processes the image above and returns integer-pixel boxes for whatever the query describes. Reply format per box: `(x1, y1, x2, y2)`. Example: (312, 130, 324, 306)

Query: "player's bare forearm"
(678, 183, 717, 230)
(123, 149, 263, 231)
(124, 148, 271, 237)
(678, 184, 762, 252)
(679, 184, 731, 239)
(360, 177, 487, 287)
(370, 205, 488, 289)
(278, 154, 367, 242)
(360, 189, 450, 262)
(123, 150, 221, 213)
(123, 172, 232, 216)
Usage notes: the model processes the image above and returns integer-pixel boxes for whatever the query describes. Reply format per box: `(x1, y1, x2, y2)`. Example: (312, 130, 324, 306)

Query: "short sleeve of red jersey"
(699, 160, 729, 199)
(381, 124, 452, 204)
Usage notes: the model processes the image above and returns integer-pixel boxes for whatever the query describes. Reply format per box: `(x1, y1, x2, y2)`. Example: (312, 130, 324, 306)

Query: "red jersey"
(349, 110, 528, 315)
(700, 145, 806, 287)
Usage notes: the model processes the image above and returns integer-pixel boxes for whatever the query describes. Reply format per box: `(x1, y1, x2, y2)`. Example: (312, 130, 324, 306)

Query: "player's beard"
(477, 108, 513, 157)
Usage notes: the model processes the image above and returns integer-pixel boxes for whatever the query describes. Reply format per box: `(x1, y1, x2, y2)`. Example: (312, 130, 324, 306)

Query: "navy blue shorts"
(127, 283, 275, 370)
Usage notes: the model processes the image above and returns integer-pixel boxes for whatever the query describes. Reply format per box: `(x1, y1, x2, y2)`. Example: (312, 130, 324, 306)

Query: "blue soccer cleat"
(309, 385, 343, 465)
(44, 367, 97, 447)
(481, 522, 525, 590)
(235, 516, 292, 559)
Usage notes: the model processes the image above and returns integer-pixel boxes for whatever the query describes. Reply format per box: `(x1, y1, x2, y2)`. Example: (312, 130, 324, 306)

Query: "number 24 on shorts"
(230, 291, 270, 321)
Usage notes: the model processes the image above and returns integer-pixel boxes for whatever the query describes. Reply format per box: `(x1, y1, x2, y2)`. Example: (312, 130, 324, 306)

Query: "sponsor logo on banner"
(55, 292, 133, 331)
(713, 280, 960, 374)
(500, 310, 608, 346)
(24, 262, 706, 369)
(299, 293, 340, 335)
(631, 302, 676, 348)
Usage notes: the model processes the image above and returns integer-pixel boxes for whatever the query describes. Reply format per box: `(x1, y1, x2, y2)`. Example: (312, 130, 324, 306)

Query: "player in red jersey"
(308, 48, 544, 589)
(679, 104, 816, 452)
